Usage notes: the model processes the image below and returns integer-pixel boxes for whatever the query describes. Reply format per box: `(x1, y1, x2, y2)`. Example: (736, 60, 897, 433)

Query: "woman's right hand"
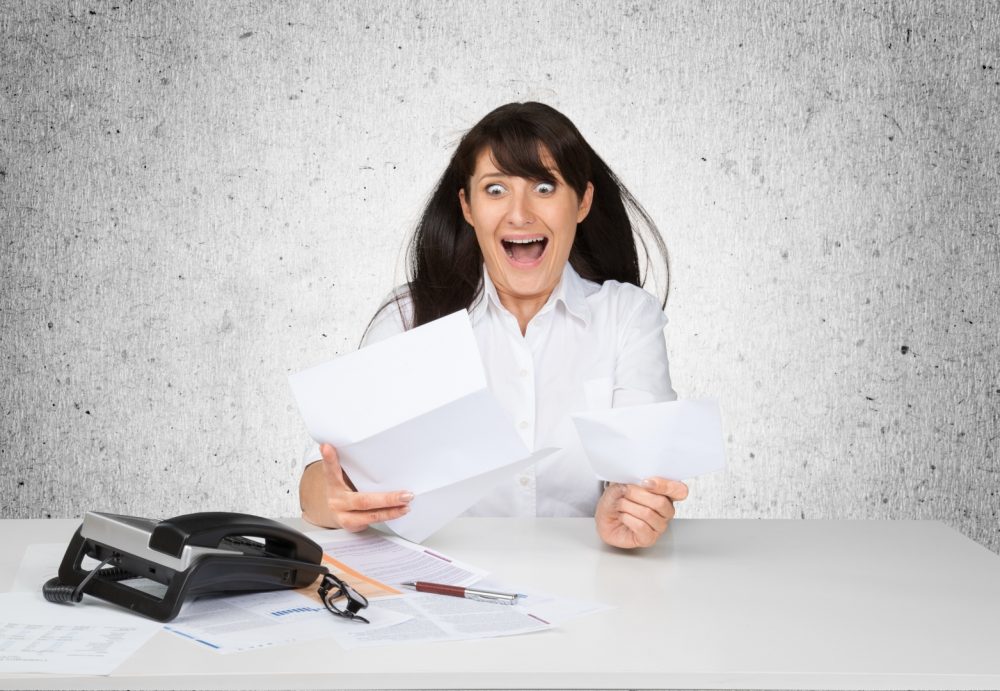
(300, 443, 414, 531)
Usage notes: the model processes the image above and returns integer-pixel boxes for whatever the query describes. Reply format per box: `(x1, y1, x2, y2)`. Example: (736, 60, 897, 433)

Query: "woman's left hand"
(595, 477, 689, 549)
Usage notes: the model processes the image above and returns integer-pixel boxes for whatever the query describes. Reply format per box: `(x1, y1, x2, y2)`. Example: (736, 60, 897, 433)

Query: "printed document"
(309, 528, 487, 586)
(571, 399, 726, 483)
(289, 311, 558, 542)
(0, 591, 161, 675)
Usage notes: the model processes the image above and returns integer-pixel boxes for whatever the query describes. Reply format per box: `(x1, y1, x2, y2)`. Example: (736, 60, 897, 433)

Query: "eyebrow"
(474, 169, 560, 184)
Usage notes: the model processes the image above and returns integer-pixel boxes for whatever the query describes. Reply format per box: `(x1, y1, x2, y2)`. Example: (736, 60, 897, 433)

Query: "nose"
(505, 189, 534, 226)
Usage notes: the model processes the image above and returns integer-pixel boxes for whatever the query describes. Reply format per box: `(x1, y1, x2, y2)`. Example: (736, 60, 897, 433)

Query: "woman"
(299, 102, 688, 549)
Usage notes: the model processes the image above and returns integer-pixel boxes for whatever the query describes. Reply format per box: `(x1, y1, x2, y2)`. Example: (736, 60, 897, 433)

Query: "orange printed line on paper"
(321, 554, 401, 595)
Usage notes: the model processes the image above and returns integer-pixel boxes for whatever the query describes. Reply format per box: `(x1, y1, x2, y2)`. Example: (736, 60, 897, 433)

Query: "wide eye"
(535, 181, 556, 195)
(485, 183, 506, 196)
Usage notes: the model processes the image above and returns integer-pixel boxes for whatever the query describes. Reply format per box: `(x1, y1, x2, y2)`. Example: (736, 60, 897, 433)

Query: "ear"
(576, 182, 595, 223)
(459, 188, 474, 227)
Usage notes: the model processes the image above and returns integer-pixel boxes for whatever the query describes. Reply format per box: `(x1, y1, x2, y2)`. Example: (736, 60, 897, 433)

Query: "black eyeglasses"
(317, 573, 370, 624)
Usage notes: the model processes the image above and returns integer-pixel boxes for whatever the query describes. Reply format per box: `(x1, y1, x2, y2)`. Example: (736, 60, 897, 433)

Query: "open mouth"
(501, 236, 548, 264)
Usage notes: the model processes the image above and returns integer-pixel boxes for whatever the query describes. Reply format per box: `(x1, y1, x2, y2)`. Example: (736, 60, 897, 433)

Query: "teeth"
(505, 238, 544, 244)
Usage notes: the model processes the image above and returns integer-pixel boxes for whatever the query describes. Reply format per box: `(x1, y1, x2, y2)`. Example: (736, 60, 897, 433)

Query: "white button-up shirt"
(304, 263, 676, 517)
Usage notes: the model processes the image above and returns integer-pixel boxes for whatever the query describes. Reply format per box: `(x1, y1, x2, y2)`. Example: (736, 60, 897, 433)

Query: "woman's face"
(459, 147, 593, 307)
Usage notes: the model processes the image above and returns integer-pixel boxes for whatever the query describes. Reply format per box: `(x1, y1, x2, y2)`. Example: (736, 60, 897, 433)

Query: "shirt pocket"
(582, 376, 614, 411)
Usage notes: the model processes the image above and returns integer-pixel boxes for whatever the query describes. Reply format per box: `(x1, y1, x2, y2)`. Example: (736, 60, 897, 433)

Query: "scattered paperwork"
(571, 399, 726, 483)
(7, 528, 608, 666)
(11, 544, 410, 657)
(0, 591, 161, 675)
(312, 528, 558, 647)
(289, 310, 559, 542)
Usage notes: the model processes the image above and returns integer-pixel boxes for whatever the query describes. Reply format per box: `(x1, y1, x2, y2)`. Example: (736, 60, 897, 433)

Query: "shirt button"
(519, 421, 529, 430)
(519, 368, 529, 377)
(519, 476, 530, 487)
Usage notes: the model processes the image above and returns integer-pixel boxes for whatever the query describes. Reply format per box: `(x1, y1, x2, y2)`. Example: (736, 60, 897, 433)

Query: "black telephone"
(43, 511, 369, 623)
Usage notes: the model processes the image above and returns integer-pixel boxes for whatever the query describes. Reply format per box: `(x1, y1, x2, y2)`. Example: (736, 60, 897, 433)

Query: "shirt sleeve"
(612, 286, 677, 407)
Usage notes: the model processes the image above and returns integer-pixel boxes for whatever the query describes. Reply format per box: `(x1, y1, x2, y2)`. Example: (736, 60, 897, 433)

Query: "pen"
(400, 581, 523, 605)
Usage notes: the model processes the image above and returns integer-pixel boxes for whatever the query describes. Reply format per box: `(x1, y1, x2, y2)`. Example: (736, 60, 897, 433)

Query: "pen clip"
(465, 590, 519, 605)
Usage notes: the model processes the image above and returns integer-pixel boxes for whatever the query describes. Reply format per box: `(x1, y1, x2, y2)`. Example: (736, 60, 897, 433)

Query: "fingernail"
(399, 491, 414, 503)
(641, 478, 655, 489)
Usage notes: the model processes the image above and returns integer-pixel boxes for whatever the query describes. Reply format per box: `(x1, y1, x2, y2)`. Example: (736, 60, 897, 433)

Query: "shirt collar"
(468, 268, 497, 325)
(469, 264, 592, 327)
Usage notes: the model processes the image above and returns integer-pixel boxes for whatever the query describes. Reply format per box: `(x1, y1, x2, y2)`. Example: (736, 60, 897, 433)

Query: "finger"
(618, 512, 659, 548)
(600, 482, 626, 501)
(338, 490, 414, 513)
(338, 504, 412, 532)
(622, 484, 675, 520)
(618, 496, 670, 534)
(320, 443, 351, 491)
(641, 477, 689, 501)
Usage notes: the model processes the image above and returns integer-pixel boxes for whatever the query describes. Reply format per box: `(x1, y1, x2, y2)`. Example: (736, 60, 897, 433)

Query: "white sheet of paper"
(376, 452, 544, 542)
(0, 591, 161, 675)
(571, 399, 726, 483)
(290, 311, 559, 542)
(289, 311, 485, 447)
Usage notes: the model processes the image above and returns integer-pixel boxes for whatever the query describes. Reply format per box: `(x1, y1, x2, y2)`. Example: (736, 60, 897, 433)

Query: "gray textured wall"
(2, 2, 998, 552)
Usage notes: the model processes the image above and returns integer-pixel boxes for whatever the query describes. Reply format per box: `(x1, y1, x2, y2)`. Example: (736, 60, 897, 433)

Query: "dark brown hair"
(370, 102, 669, 333)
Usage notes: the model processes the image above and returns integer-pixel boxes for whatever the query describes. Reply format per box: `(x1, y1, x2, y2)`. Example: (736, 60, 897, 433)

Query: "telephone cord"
(42, 553, 131, 603)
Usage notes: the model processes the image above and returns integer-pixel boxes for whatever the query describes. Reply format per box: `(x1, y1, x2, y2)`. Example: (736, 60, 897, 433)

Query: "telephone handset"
(43, 511, 369, 623)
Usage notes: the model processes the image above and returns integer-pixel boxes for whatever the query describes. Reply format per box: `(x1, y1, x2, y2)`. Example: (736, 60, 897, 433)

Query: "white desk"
(1, 517, 999, 689)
